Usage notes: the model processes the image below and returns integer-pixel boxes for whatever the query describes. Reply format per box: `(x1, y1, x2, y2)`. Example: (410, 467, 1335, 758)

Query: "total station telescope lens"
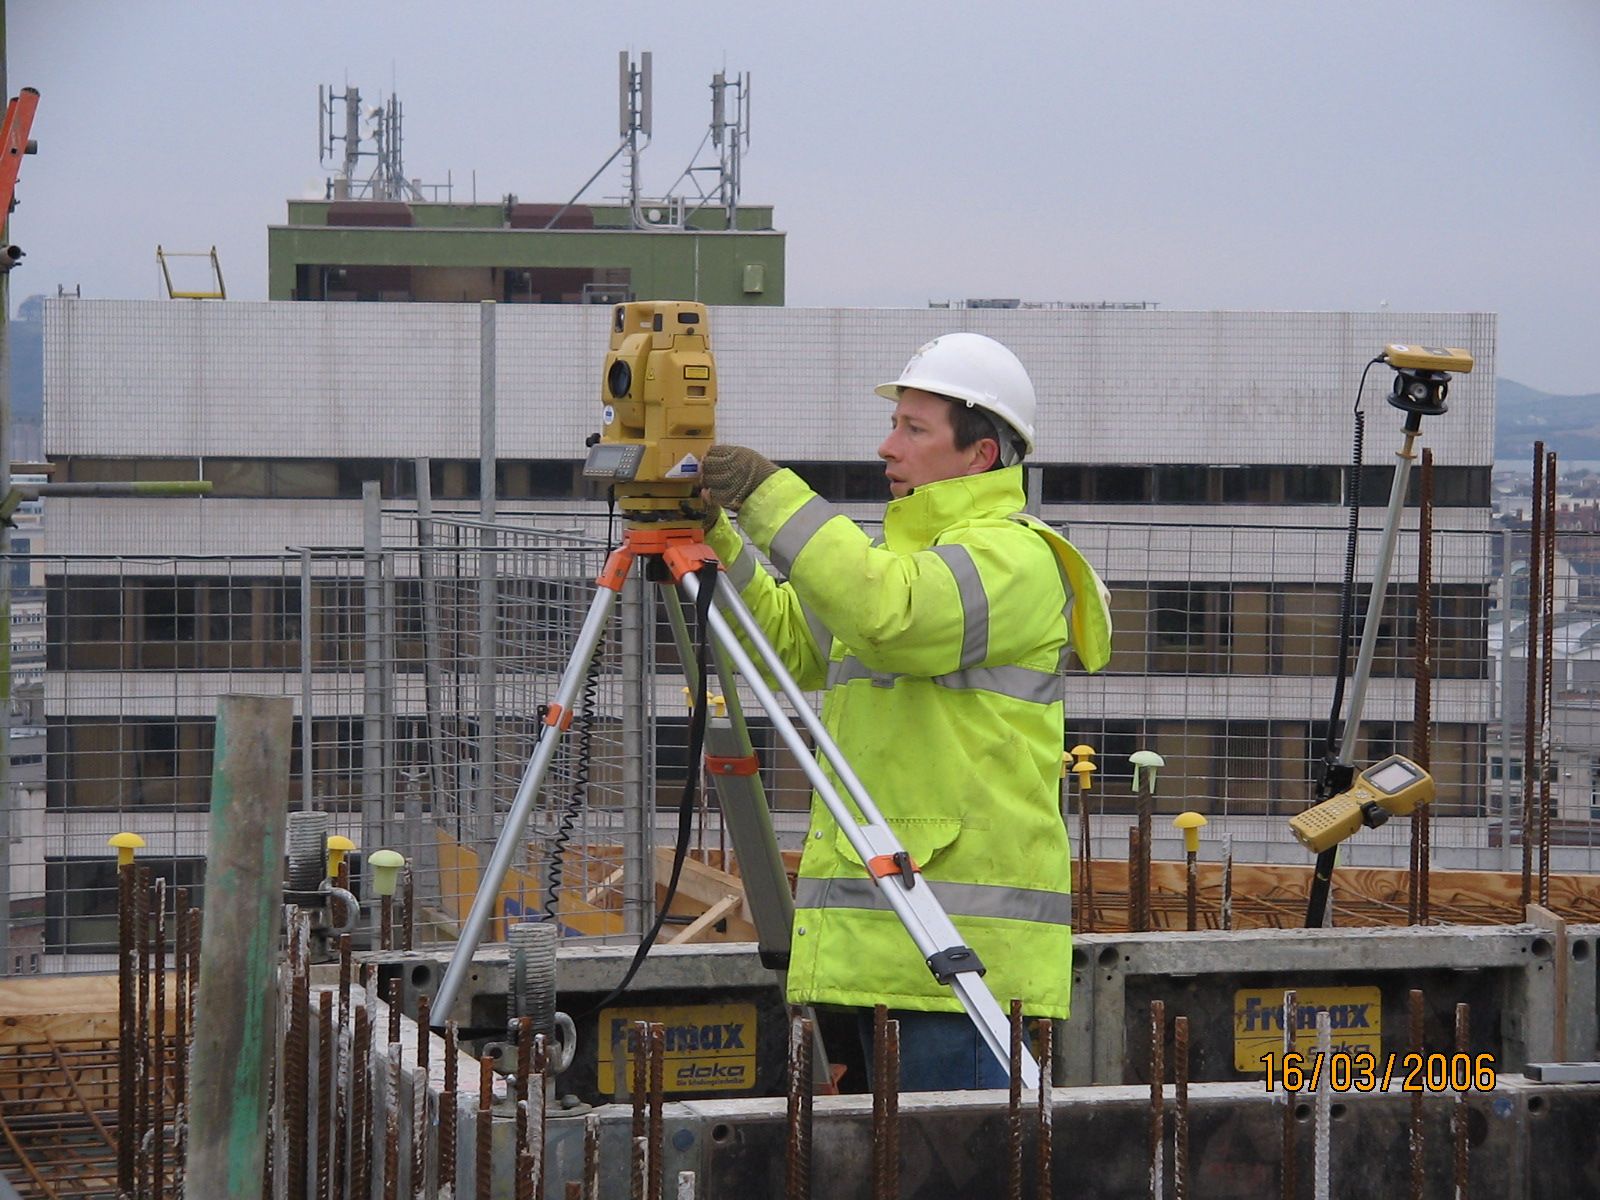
(608, 360, 632, 400)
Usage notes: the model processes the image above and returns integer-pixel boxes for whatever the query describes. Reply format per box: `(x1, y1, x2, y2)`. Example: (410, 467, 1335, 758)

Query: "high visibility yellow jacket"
(705, 465, 1112, 1018)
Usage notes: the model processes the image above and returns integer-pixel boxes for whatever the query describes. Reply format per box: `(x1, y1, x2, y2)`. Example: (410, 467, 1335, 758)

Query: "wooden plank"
(667, 896, 745, 945)
(0, 976, 177, 1046)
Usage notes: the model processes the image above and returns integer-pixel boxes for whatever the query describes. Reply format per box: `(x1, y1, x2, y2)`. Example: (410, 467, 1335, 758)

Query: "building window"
(44, 856, 205, 954)
(1150, 585, 1232, 673)
(1489, 755, 1523, 784)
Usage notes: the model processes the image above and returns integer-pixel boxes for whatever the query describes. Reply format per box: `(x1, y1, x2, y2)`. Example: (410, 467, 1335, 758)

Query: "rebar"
(318, 992, 334, 1200)
(516, 1018, 534, 1200)
(1128, 826, 1144, 934)
(117, 863, 136, 1198)
(631, 1019, 649, 1159)
(156, 990, 172, 1200)
(416, 994, 432, 1199)
(1174, 1015, 1190, 1200)
(531, 1034, 548, 1200)
(1185, 849, 1198, 932)
(1035, 1018, 1053, 1200)
(333, 945, 353, 1200)
(1077, 785, 1095, 933)
(287, 915, 312, 1200)
(1150, 1000, 1165, 1200)
(786, 1012, 813, 1200)
(1008, 999, 1024, 1200)
(353, 1002, 373, 1200)
(265, 1054, 278, 1200)
(1521, 443, 1544, 906)
(1409, 988, 1425, 1200)
(585, 1111, 601, 1200)
(186, 906, 202, 1061)
(137, 865, 151, 1200)
(1540, 451, 1556, 906)
(1137, 779, 1154, 933)
(389, 976, 403, 1049)
(476, 1043, 493, 1200)
(1454, 1001, 1471, 1200)
(872, 1005, 888, 1197)
(339, 934, 353, 1033)
(441, 1022, 459, 1196)
(1281, 990, 1297, 1200)
(649, 1022, 666, 1200)
(402, 866, 416, 952)
(633, 1135, 650, 1200)
(382, 894, 394, 952)
(173, 885, 189, 1200)
(1411, 448, 1434, 926)
(517, 1101, 534, 1200)
(385, 1043, 402, 1200)
(1220, 835, 1233, 932)
(884, 1018, 900, 1200)
(1313, 1010, 1331, 1200)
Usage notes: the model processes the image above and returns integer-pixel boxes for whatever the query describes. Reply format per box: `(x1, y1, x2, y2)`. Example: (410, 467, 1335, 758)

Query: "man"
(699, 332, 1111, 1090)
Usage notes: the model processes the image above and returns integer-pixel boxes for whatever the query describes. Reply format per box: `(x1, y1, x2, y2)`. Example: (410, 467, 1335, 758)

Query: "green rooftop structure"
(266, 199, 785, 306)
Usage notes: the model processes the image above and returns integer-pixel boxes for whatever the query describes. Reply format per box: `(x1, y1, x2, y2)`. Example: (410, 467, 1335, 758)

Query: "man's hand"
(701, 444, 777, 513)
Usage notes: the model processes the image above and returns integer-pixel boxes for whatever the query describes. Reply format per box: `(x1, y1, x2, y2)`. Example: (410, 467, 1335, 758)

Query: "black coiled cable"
(542, 647, 602, 922)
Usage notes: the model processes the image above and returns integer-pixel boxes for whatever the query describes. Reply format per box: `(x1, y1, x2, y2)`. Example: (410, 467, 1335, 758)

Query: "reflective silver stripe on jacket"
(928, 543, 988, 668)
(768, 495, 838, 577)
(795, 875, 1072, 926)
(725, 546, 757, 591)
(800, 601, 833, 658)
(825, 655, 1061, 705)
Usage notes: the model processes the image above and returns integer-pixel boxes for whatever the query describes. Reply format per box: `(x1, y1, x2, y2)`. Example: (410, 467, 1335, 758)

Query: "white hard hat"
(874, 332, 1037, 455)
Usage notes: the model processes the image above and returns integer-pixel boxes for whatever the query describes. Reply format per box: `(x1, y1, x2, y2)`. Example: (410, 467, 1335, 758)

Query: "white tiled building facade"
(30, 300, 1502, 957)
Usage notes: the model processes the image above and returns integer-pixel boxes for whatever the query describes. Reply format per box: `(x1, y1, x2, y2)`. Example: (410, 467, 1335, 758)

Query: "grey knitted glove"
(701, 444, 778, 512)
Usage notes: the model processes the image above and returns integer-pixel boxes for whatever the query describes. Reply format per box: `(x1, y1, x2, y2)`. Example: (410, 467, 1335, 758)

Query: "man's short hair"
(945, 398, 1025, 468)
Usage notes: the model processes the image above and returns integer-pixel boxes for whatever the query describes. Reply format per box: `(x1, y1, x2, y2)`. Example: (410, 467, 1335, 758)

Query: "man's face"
(877, 388, 994, 499)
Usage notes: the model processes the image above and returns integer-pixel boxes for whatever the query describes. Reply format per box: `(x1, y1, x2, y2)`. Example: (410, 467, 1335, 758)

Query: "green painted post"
(186, 694, 293, 1197)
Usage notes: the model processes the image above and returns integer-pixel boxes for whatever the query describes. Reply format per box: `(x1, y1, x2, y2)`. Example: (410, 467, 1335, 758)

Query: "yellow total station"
(583, 300, 717, 524)
(1289, 754, 1434, 854)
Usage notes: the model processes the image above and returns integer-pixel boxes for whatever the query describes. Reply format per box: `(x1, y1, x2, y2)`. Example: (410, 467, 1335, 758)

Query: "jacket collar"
(883, 467, 1026, 551)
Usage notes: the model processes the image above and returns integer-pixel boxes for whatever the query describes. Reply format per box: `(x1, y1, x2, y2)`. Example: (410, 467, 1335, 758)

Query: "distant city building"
(267, 200, 785, 307)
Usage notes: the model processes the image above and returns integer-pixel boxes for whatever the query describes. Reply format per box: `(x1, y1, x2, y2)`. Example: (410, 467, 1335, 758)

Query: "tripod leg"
(683, 572, 1040, 1087)
(430, 580, 623, 1027)
(659, 583, 796, 965)
(662, 583, 836, 1088)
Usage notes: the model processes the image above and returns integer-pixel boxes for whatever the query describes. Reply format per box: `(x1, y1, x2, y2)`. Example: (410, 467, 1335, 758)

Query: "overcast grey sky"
(10, 1, 1599, 393)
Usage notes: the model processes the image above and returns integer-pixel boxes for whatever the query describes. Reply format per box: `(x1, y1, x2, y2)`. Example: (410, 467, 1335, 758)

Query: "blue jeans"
(857, 1009, 1012, 1091)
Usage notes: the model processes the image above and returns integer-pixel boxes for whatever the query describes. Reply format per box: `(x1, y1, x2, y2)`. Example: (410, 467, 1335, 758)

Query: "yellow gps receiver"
(1290, 754, 1434, 854)
(1382, 345, 1474, 374)
(584, 300, 717, 522)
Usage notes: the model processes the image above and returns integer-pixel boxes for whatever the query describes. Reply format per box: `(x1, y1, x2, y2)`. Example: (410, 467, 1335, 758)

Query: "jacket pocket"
(833, 817, 964, 872)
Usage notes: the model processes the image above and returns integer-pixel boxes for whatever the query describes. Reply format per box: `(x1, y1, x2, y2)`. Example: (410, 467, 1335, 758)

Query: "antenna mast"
(320, 85, 447, 202)
(710, 71, 750, 226)
(618, 51, 653, 228)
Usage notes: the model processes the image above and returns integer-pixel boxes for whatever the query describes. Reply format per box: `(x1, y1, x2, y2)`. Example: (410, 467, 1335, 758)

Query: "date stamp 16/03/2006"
(1260, 1050, 1497, 1094)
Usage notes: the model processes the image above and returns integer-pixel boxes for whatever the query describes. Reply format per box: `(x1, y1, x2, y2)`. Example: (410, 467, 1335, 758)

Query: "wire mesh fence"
(3, 501, 1580, 970)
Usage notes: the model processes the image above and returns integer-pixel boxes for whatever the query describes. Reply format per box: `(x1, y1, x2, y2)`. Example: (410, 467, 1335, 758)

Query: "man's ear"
(966, 437, 999, 475)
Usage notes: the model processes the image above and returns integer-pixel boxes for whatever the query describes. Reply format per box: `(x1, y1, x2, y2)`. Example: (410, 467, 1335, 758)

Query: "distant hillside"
(1498, 378, 1600, 462)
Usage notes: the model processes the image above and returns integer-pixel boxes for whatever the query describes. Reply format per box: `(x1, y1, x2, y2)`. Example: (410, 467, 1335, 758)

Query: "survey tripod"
(429, 523, 1042, 1088)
